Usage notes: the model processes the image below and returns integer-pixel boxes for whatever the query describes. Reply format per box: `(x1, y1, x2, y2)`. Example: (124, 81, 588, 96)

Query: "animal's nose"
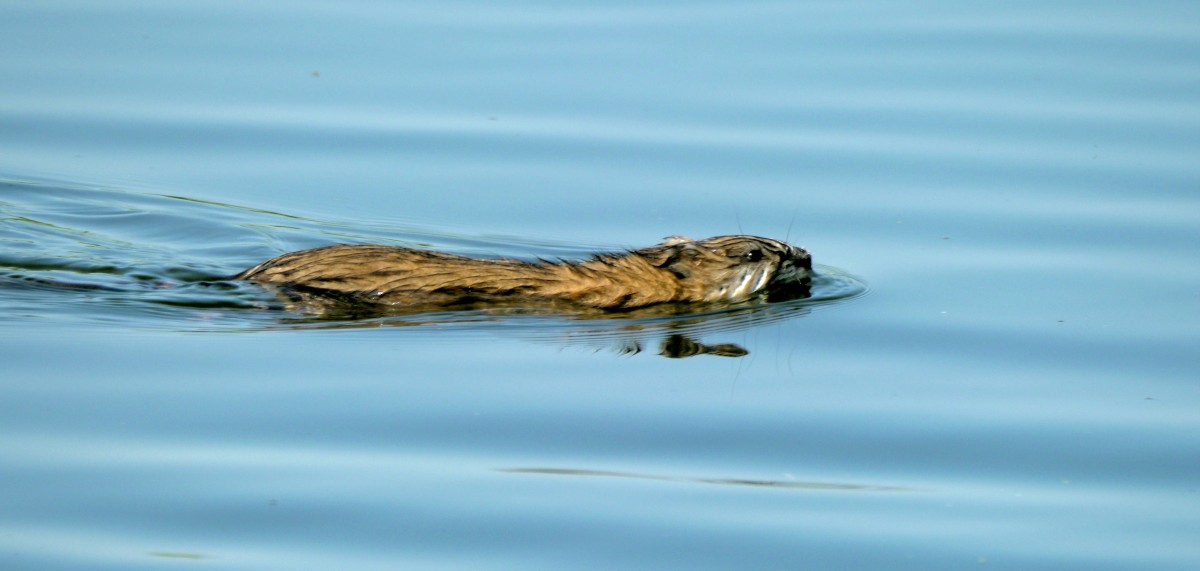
(793, 248, 812, 270)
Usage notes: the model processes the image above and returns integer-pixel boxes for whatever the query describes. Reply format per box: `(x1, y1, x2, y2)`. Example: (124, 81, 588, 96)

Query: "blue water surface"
(1, 1, 1198, 569)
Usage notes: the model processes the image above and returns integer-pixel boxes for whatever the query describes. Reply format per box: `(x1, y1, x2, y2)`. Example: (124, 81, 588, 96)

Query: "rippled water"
(3, 1, 1198, 570)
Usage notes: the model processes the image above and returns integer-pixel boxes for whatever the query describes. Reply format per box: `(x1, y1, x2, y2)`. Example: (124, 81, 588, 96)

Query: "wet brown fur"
(233, 235, 812, 310)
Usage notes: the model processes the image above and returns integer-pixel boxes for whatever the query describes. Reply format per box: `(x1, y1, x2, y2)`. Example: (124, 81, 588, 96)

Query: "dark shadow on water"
(498, 467, 919, 493)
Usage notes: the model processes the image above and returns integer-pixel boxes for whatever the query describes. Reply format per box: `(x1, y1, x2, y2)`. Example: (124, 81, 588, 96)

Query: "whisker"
(785, 206, 799, 243)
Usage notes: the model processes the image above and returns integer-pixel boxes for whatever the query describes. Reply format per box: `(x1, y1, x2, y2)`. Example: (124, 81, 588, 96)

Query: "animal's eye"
(744, 249, 763, 262)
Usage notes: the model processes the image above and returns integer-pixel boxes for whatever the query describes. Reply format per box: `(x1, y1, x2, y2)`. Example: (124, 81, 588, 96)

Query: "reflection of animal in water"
(233, 235, 813, 311)
(618, 333, 750, 358)
(658, 333, 749, 358)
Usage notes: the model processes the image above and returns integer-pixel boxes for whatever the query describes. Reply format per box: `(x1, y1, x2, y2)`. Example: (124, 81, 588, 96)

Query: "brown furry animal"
(233, 235, 812, 310)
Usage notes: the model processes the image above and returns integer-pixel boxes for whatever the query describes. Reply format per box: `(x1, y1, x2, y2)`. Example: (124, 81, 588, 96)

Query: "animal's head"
(639, 235, 812, 302)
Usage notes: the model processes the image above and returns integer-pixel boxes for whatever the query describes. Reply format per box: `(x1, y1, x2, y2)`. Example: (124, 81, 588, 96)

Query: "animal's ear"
(647, 242, 703, 280)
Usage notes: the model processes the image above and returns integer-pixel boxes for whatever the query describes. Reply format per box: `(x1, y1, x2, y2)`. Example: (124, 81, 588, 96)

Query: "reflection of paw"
(615, 339, 643, 355)
(704, 343, 750, 358)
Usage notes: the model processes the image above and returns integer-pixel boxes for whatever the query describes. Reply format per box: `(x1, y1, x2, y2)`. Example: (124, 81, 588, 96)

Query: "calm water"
(2, 1, 1198, 569)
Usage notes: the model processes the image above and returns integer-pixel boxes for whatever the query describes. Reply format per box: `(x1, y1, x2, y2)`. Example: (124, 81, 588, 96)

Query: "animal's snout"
(792, 247, 813, 271)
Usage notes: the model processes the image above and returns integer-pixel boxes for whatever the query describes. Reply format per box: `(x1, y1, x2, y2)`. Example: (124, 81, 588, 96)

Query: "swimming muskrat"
(233, 235, 812, 311)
